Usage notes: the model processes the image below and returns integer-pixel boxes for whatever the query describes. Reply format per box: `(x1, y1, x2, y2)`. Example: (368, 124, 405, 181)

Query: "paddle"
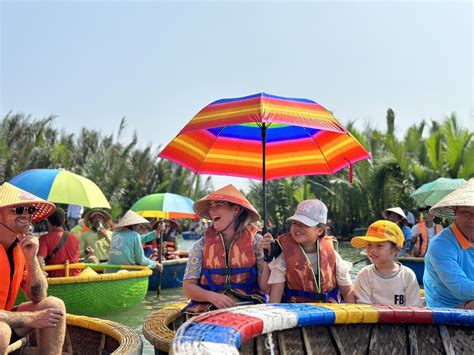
(156, 224, 164, 298)
(352, 257, 369, 265)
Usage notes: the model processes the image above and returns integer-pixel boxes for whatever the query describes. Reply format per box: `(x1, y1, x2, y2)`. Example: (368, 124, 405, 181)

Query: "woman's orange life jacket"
(415, 222, 443, 257)
(278, 233, 339, 303)
(0, 240, 26, 311)
(157, 240, 176, 253)
(184, 225, 265, 313)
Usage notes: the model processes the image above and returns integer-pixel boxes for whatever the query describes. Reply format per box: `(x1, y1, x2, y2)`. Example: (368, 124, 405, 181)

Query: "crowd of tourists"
(0, 178, 473, 351)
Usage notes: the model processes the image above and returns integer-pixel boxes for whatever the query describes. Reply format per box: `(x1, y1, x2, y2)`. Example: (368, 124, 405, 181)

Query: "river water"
(100, 238, 366, 354)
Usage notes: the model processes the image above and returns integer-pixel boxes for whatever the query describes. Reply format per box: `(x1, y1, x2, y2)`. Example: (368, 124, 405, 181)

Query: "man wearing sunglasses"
(0, 182, 66, 354)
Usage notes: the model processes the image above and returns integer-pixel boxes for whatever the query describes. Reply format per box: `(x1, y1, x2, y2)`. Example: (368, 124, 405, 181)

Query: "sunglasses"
(11, 206, 37, 215)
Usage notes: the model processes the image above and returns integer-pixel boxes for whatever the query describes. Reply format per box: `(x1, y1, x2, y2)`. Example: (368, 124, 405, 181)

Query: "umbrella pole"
(156, 226, 164, 298)
(262, 124, 274, 261)
(261, 123, 267, 234)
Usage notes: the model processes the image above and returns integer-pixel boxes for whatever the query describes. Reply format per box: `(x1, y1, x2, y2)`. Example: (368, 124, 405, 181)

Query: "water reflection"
(101, 240, 365, 354)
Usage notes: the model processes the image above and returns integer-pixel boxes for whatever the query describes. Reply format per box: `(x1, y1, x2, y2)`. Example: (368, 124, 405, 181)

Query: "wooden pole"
(156, 224, 164, 298)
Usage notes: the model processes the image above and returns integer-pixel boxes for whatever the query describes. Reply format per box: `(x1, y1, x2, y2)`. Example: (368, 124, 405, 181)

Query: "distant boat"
(7, 313, 142, 354)
(182, 231, 203, 240)
(397, 256, 425, 284)
(15, 263, 152, 316)
(148, 256, 189, 290)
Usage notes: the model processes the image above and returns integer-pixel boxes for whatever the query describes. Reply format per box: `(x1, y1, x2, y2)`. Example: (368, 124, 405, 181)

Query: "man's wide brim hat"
(115, 210, 150, 228)
(83, 208, 112, 228)
(193, 184, 260, 223)
(430, 178, 474, 218)
(0, 182, 55, 222)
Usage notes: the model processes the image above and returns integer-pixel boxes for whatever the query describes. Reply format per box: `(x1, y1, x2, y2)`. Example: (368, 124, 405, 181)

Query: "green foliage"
(1, 111, 472, 235)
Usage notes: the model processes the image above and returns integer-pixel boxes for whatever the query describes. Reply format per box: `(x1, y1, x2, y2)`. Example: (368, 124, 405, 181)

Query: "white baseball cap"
(287, 199, 328, 227)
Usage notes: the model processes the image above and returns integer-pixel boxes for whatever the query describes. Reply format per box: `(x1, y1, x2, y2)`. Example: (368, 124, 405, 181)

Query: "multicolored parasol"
(159, 93, 371, 225)
(9, 169, 110, 209)
(130, 193, 198, 219)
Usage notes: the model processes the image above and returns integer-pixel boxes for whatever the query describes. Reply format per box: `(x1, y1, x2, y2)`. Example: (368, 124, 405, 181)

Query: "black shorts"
(9, 328, 22, 344)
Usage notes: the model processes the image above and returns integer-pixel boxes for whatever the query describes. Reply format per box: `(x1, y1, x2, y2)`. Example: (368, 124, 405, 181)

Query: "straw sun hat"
(430, 178, 474, 218)
(115, 210, 149, 228)
(83, 208, 112, 228)
(0, 182, 55, 222)
(193, 184, 260, 223)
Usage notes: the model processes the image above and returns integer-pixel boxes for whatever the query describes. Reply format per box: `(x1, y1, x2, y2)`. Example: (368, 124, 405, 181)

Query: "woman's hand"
(209, 293, 235, 309)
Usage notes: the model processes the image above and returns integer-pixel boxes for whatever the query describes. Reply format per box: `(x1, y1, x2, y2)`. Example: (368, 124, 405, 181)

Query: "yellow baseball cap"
(351, 220, 404, 248)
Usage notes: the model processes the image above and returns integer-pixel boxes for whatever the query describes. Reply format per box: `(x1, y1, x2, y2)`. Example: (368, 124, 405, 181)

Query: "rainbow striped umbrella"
(160, 93, 371, 224)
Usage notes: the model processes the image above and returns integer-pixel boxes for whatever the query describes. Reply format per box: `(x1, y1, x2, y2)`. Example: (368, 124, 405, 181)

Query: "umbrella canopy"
(410, 177, 466, 207)
(160, 93, 370, 181)
(9, 169, 110, 209)
(130, 193, 198, 219)
(159, 92, 371, 224)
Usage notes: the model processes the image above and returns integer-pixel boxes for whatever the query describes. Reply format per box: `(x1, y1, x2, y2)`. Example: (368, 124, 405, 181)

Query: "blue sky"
(1, 1, 472, 191)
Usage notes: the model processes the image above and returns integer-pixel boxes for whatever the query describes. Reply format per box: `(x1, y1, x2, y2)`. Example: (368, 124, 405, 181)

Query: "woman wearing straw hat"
(107, 210, 163, 272)
(0, 182, 66, 354)
(424, 178, 474, 309)
(182, 184, 268, 313)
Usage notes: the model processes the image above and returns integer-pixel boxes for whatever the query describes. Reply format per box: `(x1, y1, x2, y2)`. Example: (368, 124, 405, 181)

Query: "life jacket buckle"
(223, 282, 232, 290)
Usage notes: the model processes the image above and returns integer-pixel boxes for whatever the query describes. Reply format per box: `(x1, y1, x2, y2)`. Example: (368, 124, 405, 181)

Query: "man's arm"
(20, 233, 47, 303)
(0, 309, 63, 329)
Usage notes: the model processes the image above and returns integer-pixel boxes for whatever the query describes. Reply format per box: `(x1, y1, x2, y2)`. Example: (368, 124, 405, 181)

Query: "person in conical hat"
(79, 208, 113, 264)
(106, 210, 162, 273)
(0, 182, 66, 353)
(424, 178, 474, 309)
(381, 207, 412, 253)
(183, 184, 268, 313)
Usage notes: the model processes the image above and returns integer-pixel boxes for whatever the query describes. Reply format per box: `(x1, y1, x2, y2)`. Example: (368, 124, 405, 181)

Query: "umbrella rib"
(195, 126, 227, 174)
(306, 127, 336, 175)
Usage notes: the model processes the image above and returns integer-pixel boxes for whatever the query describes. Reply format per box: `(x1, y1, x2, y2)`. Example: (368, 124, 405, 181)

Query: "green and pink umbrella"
(131, 193, 198, 219)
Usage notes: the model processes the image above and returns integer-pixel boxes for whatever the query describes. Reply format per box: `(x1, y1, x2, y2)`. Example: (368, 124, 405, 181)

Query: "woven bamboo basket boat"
(15, 263, 152, 316)
(7, 313, 142, 354)
(142, 302, 188, 354)
(171, 303, 474, 354)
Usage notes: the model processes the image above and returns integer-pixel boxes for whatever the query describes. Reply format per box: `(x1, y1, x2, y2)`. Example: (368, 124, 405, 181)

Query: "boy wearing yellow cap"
(351, 220, 422, 306)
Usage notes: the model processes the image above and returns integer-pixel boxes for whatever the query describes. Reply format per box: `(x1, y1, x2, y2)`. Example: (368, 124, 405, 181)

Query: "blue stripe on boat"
(271, 303, 336, 326)
(431, 307, 474, 325)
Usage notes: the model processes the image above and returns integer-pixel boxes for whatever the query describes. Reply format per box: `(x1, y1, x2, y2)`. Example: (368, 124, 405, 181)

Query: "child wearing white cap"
(262, 199, 354, 304)
(351, 220, 422, 306)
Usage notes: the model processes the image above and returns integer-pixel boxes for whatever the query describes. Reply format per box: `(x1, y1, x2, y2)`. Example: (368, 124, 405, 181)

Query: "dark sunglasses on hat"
(11, 206, 37, 215)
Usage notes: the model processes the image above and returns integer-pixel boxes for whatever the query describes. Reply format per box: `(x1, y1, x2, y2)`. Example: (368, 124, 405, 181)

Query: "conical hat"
(116, 210, 150, 228)
(0, 182, 55, 222)
(430, 178, 474, 218)
(193, 184, 260, 223)
(381, 207, 408, 221)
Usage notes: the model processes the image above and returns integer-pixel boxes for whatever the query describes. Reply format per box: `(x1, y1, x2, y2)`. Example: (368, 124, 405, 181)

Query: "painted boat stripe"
(175, 322, 242, 347)
(198, 311, 263, 343)
(172, 341, 239, 355)
(271, 303, 336, 326)
(227, 304, 298, 333)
